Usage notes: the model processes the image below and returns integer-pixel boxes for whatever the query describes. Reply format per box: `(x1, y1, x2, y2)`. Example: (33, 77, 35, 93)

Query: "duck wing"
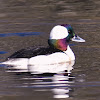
(8, 46, 62, 59)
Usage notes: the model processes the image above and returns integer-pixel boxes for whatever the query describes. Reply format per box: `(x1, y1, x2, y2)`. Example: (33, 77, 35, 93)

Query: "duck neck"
(63, 45, 75, 61)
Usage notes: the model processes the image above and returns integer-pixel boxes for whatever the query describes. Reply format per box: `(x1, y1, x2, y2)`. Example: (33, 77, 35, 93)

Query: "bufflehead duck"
(2, 24, 85, 73)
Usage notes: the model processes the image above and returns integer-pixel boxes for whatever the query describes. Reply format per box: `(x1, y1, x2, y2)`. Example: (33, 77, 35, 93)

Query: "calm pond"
(0, 0, 100, 100)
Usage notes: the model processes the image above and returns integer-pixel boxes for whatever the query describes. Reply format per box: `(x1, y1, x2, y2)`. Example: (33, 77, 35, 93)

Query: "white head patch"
(49, 25, 68, 39)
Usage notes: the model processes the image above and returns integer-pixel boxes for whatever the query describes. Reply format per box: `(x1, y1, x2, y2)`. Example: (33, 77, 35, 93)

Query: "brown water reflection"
(0, 0, 100, 100)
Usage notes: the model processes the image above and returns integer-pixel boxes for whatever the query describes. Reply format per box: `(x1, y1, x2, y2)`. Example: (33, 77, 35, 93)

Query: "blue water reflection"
(0, 32, 43, 37)
(0, 51, 7, 54)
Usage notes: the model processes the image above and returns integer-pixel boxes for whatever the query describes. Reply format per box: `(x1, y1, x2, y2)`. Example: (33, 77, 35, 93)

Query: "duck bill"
(71, 35, 85, 42)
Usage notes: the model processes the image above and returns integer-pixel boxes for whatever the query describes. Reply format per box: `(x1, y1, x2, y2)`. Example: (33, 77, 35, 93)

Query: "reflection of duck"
(2, 24, 85, 73)
(52, 73, 75, 98)
(20, 69, 75, 99)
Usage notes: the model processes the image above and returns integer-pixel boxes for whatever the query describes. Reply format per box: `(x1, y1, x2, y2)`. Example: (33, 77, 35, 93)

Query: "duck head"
(48, 24, 85, 51)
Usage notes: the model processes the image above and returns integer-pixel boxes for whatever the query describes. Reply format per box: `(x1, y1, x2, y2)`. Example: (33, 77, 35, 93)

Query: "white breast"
(28, 46, 75, 74)
(29, 45, 75, 65)
(29, 52, 69, 65)
(28, 52, 70, 73)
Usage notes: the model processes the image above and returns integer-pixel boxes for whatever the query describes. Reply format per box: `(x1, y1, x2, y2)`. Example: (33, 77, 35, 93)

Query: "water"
(0, 0, 100, 100)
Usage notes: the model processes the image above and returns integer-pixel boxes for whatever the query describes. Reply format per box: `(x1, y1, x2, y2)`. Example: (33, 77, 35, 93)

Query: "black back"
(8, 46, 62, 59)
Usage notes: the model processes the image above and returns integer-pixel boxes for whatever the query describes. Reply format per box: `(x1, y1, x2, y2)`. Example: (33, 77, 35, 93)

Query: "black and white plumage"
(2, 24, 85, 74)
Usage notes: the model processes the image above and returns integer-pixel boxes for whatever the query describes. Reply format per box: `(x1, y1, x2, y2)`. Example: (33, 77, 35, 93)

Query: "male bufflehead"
(2, 24, 85, 73)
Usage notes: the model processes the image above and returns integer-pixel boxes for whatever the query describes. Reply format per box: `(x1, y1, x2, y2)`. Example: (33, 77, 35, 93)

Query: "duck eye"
(68, 30, 72, 34)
